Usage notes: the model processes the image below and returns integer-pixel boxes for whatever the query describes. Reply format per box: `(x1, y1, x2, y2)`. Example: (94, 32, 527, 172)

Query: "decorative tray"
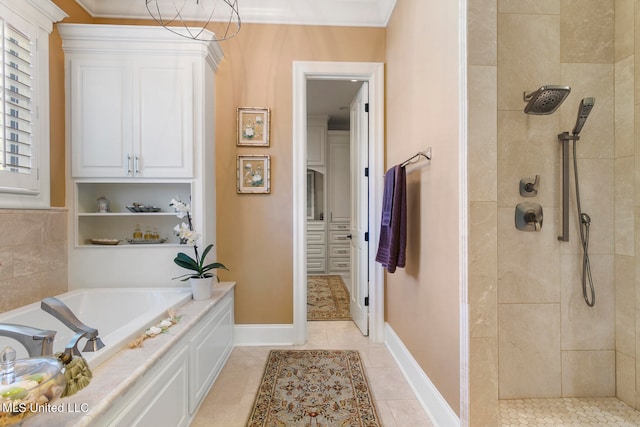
(88, 238, 121, 245)
(126, 238, 168, 244)
(126, 205, 162, 213)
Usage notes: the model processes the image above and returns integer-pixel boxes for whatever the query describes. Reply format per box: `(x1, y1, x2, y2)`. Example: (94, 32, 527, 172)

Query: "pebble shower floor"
(499, 398, 640, 426)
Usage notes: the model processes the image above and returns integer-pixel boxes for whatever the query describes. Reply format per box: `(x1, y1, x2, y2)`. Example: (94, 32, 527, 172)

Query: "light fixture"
(146, 0, 241, 42)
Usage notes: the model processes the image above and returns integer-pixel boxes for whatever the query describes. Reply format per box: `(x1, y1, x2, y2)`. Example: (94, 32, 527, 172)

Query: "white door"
(349, 82, 369, 336)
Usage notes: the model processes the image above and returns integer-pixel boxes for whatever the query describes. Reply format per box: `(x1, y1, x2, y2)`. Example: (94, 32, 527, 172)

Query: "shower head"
(523, 85, 571, 115)
(572, 97, 595, 136)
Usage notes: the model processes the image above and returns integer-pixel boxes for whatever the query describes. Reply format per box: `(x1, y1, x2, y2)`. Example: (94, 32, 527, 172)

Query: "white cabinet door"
(135, 60, 193, 178)
(307, 117, 327, 166)
(70, 58, 194, 178)
(328, 131, 350, 223)
(70, 59, 133, 177)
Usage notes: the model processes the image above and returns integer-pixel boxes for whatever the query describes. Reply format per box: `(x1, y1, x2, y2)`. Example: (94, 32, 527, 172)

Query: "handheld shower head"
(572, 97, 595, 136)
(523, 85, 571, 115)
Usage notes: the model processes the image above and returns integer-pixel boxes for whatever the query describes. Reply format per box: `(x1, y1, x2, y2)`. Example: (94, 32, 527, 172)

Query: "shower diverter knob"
(519, 175, 540, 197)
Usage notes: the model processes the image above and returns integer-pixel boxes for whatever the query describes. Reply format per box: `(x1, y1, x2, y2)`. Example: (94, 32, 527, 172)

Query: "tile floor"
(499, 397, 640, 426)
(192, 320, 435, 426)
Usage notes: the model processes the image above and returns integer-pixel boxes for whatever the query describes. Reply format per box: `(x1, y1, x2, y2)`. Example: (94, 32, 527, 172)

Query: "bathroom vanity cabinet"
(59, 24, 223, 288)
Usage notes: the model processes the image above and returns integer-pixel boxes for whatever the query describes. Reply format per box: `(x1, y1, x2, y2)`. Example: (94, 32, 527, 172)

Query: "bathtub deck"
(22, 282, 236, 427)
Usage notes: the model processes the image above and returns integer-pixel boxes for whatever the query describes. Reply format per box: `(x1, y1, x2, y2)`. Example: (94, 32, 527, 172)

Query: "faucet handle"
(1, 346, 16, 385)
(520, 175, 540, 197)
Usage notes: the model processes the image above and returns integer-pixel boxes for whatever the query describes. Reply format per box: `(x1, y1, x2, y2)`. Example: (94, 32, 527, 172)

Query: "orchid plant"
(170, 198, 227, 281)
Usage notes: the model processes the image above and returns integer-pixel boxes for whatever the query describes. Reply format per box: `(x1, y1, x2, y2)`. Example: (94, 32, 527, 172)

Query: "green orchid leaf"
(201, 262, 228, 272)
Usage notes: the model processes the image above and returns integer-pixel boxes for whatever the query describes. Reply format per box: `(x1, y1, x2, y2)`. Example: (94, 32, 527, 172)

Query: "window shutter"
(0, 21, 32, 176)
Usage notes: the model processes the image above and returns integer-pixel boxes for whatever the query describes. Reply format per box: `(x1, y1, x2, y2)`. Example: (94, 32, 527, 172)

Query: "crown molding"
(75, 0, 396, 27)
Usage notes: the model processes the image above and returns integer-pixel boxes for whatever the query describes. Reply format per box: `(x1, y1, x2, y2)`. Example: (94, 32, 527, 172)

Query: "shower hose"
(572, 139, 596, 307)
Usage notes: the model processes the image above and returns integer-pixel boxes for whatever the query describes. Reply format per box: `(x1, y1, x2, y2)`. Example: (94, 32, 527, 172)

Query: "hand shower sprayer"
(556, 97, 596, 307)
(523, 85, 571, 115)
(572, 97, 595, 136)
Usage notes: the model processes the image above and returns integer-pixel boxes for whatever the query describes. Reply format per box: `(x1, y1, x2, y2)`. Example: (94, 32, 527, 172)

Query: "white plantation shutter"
(0, 22, 32, 176)
(0, 0, 64, 208)
(0, 15, 38, 196)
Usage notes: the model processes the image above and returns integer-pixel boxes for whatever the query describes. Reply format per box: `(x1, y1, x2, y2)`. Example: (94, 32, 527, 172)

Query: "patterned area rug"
(247, 350, 381, 427)
(307, 275, 351, 321)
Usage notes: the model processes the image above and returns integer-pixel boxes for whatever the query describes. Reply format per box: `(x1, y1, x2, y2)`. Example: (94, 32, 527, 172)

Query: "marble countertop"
(23, 282, 236, 427)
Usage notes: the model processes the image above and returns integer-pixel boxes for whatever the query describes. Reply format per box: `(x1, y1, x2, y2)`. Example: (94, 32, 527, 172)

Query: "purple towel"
(375, 165, 407, 273)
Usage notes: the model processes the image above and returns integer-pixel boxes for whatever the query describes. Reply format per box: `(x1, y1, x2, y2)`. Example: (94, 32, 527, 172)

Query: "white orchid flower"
(159, 319, 173, 328)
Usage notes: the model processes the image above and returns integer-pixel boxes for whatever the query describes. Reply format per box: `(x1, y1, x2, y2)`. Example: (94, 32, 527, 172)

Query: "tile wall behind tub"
(0, 208, 68, 312)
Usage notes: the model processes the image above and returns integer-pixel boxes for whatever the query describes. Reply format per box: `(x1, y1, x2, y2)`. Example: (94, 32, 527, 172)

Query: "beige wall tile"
(616, 0, 635, 61)
(498, 0, 560, 14)
(0, 209, 68, 311)
(469, 202, 497, 338)
(498, 207, 561, 303)
(469, 337, 499, 426)
(498, 303, 562, 398)
(615, 56, 635, 158)
(616, 156, 635, 255)
(497, 111, 560, 208)
(560, 254, 615, 350)
(468, 0, 497, 66)
(561, 350, 615, 396)
(468, 66, 497, 202)
(616, 255, 636, 356)
(498, 14, 560, 111)
(560, 0, 614, 64)
(617, 350, 636, 405)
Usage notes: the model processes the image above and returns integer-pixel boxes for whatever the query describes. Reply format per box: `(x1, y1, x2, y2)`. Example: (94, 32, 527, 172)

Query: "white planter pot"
(189, 277, 213, 300)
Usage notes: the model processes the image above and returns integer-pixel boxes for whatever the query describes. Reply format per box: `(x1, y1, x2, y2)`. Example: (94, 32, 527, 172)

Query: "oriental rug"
(246, 350, 381, 427)
(307, 275, 351, 321)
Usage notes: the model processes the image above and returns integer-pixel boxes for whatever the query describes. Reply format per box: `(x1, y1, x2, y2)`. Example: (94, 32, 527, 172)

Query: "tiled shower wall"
(615, 0, 638, 410)
(468, 1, 633, 425)
(0, 208, 68, 312)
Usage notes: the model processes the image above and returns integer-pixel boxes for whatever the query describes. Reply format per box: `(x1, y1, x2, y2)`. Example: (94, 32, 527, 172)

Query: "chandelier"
(146, 0, 241, 42)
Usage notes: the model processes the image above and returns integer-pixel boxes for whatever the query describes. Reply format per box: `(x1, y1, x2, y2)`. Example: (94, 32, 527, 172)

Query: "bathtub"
(0, 287, 192, 368)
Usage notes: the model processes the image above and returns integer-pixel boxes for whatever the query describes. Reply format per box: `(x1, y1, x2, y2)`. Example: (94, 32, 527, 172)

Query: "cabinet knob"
(346, 234, 352, 240)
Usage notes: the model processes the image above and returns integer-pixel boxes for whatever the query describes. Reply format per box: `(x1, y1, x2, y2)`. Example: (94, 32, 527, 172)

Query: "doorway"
(292, 61, 385, 345)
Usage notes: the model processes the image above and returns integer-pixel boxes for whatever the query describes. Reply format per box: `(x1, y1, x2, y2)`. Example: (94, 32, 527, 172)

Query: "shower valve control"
(520, 175, 540, 197)
(515, 203, 543, 232)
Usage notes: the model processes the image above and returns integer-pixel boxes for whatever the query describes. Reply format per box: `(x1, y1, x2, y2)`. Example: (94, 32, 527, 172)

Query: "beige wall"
(214, 24, 385, 324)
(469, 0, 621, 424)
(386, 0, 462, 415)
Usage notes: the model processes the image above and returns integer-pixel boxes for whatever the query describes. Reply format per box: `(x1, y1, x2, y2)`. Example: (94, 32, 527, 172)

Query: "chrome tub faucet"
(0, 323, 56, 357)
(41, 297, 105, 356)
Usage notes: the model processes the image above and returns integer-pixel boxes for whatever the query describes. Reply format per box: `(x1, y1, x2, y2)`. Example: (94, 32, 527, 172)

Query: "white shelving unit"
(74, 181, 193, 247)
(60, 24, 223, 288)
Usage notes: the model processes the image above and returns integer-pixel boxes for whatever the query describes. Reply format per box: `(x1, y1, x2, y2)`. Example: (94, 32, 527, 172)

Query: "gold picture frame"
(237, 155, 271, 194)
(237, 107, 270, 146)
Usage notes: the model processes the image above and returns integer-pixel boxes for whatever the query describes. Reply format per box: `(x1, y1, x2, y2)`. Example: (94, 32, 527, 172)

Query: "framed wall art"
(237, 107, 270, 146)
(237, 154, 271, 194)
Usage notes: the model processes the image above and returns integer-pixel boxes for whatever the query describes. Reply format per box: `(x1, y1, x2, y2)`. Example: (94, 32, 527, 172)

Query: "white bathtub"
(0, 287, 192, 368)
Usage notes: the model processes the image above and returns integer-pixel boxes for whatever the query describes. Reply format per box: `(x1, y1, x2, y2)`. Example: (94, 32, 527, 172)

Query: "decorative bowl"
(0, 353, 66, 426)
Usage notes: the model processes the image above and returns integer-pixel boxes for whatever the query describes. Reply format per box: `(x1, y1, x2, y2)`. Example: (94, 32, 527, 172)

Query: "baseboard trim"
(384, 323, 460, 427)
(234, 324, 295, 346)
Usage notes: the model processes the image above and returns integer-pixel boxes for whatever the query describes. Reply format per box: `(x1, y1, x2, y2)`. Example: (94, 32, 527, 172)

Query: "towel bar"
(400, 147, 432, 167)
